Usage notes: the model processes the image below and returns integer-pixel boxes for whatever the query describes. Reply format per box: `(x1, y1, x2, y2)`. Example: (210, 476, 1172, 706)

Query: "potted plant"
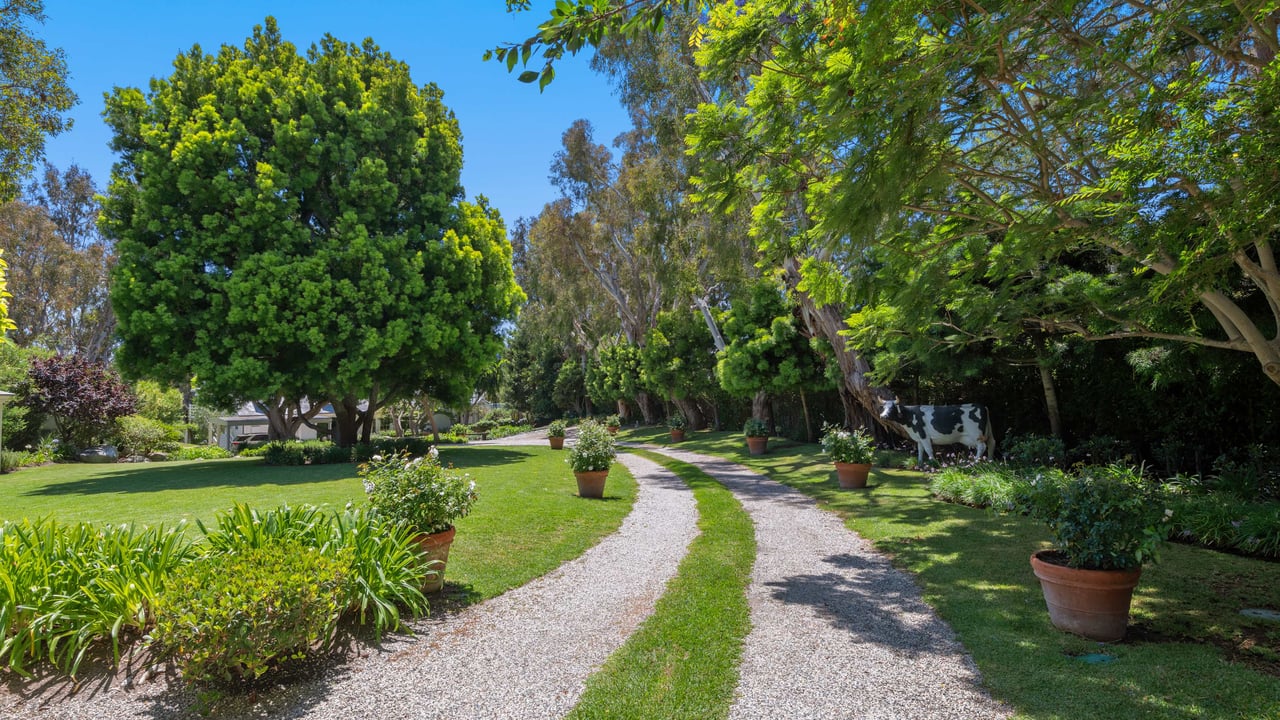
(361, 447, 477, 592)
(567, 419, 616, 498)
(1019, 465, 1174, 641)
(604, 413, 622, 435)
(547, 419, 567, 450)
(821, 425, 876, 488)
(743, 417, 770, 455)
(667, 413, 687, 442)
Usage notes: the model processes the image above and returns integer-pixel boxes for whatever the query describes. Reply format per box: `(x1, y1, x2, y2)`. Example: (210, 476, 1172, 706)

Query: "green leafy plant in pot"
(821, 424, 875, 489)
(547, 419, 567, 449)
(743, 417, 770, 455)
(1018, 464, 1174, 641)
(604, 413, 622, 434)
(667, 413, 686, 442)
(361, 447, 477, 592)
(568, 419, 616, 498)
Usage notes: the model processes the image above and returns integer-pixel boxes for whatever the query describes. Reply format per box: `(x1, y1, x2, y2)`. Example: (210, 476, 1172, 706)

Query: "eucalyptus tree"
(0, 164, 115, 361)
(103, 18, 522, 445)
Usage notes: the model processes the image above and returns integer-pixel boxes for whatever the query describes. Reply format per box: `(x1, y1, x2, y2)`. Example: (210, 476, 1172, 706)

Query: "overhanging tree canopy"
(103, 18, 523, 444)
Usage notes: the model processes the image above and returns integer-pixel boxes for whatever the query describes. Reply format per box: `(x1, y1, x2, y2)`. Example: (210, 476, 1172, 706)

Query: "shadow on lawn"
(20, 459, 364, 497)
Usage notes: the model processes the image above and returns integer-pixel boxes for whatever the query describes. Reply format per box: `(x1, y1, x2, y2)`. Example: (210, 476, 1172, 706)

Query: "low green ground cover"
(619, 426, 1280, 720)
(570, 450, 754, 720)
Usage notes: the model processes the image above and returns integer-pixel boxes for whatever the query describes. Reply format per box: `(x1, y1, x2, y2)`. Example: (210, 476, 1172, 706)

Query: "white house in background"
(214, 400, 337, 450)
(213, 399, 453, 449)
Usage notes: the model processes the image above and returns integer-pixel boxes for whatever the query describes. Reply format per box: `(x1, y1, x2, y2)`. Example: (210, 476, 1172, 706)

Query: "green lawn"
(0, 446, 639, 606)
(620, 426, 1280, 720)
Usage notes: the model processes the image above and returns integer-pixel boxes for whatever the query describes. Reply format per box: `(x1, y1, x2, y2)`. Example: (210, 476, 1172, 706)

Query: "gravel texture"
(0, 452, 697, 720)
(648, 445, 1011, 720)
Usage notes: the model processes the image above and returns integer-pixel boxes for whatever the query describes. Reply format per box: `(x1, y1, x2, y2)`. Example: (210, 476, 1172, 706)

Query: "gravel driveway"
(647, 446, 1010, 720)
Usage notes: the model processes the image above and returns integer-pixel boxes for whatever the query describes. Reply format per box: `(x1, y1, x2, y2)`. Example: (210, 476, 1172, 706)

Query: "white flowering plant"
(360, 448, 477, 534)
(820, 424, 876, 464)
(568, 419, 615, 473)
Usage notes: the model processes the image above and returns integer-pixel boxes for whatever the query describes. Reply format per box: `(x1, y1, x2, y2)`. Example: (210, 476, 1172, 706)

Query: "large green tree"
(103, 18, 522, 445)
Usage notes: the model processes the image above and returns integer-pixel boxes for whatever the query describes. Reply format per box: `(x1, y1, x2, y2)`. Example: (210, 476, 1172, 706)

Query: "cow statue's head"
(880, 398, 901, 423)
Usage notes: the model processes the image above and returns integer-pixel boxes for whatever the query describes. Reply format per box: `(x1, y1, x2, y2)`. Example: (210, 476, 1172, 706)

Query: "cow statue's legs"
(917, 438, 934, 464)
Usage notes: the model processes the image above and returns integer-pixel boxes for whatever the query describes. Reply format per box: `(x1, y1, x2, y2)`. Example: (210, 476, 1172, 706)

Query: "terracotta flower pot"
(413, 525, 456, 593)
(607, 426, 620, 435)
(549, 436, 565, 450)
(746, 436, 768, 455)
(669, 428, 686, 442)
(1030, 550, 1142, 642)
(574, 469, 609, 498)
(834, 461, 872, 489)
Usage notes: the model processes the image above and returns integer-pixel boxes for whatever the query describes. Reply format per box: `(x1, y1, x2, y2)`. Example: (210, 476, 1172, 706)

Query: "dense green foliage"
(114, 414, 182, 456)
(0, 518, 193, 676)
(0, 1, 75, 201)
(261, 440, 351, 466)
(153, 540, 349, 684)
(716, 280, 827, 399)
(103, 18, 522, 444)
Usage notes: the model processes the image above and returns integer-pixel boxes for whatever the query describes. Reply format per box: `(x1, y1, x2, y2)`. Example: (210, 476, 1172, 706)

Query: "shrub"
(261, 441, 305, 466)
(820, 424, 875, 464)
(567, 419, 615, 473)
(604, 413, 621, 428)
(666, 413, 686, 430)
(0, 518, 193, 676)
(1068, 435, 1130, 466)
(352, 436, 433, 463)
(470, 418, 496, 434)
(1206, 444, 1280, 502)
(1019, 465, 1173, 570)
(237, 443, 272, 458)
(1002, 432, 1065, 467)
(171, 445, 233, 461)
(360, 449, 477, 534)
(742, 418, 769, 437)
(547, 419, 567, 437)
(197, 503, 430, 633)
(487, 423, 533, 439)
(152, 540, 349, 684)
(0, 449, 42, 471)
(114, 414, 182, 456)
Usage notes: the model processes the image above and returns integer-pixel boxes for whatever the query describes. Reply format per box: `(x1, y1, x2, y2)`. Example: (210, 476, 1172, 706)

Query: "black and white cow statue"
(880, 400, 995, 464)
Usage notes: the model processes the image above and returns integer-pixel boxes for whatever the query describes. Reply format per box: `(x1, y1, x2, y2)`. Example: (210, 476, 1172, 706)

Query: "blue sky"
(36, 0, 631, 225)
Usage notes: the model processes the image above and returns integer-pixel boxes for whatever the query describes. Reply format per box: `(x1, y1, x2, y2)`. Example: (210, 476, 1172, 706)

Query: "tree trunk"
(359, 383, 380, 445)
(423, 394, 441, 443)
(261, 396, 321, 441)
(636, 390, 658, 424)
(673, 396, 705, 431)
(331, 395, 361, 448)
(1039, 361, 1063, 439)
(752, 391, 772, 432)
(782, 256, 895, 440)
(799, 388, 814, 443)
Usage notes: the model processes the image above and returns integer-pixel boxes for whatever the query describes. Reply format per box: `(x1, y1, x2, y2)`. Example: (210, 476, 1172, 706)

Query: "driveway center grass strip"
(618, 427, 1280, 720)
(568, 449, 754, 720)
